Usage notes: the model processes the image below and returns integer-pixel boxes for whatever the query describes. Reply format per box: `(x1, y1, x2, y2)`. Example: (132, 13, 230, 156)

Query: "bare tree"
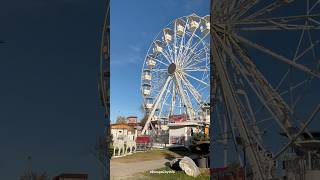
(140, 114, 148, 126)
(20, 170, 49, 180)
(115, 116, 126, 124)
(139, 104, 149, 126)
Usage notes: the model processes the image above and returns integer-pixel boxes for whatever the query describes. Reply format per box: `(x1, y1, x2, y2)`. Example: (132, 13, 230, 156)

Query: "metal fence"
(150, 131, 169, 147)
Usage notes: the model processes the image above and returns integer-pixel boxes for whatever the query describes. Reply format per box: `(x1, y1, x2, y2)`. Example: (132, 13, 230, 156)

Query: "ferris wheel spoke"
(257, 14, 320, 22)
(181, 19, 207, 66)
(236, 24, 320, 31)
(186, 69, 209, 90)
(185, 45, 207, 60)
(291, 78, 316, 110)
(237, 13, 320, 24)
(158, 80, 173, 117)
(249, 116, 274, 127)
(183, 86, 194, 111)
(231, 0, 261, 21)
(151, 57, 170, 67)
(174, 74, 194, 120)
(181, 36, 198, 66)
(187, 32, 209, 52)
(183, 49, 208, 67)
(185, 57, 209, 72)
(306, 26, 318, 61)
(293, 23, 308, 59)
(151, 79, 167, 90)
(227, 0, 238, 13)
(273, 104, 320, 160)
(181, 31, 197, 60)
(183, 34, 209, 66)
(235, 17, 320, 31)
(294, 41, 320, 62)
(310, 0, 320, 12)
(152, 69, 167, 72)
(161, 48, 173, 64)
(197, 82, 210, 94)
(184, 59, 205, 70)
(177, 19, 189, 62)
(185, 58, 208, 69)
(273, 19, 317, 96)
(309, 18, 320, 25)
(234, 14, 320, 31)
(184, 49, 208, 68)
(165, 42, 175, 63)
(174, 21, 178, 61)
(228, 34, 295, 113)
(170, 82, 176, 115)
(181, 71, 209, 86)
(184, 68, 209, 72)
(232, 33, 320, 79)
(178, 72, 202, 104)
(255, 79, 310, 114)
(242, 0, 294, 21)
(253, 77, 311, 116)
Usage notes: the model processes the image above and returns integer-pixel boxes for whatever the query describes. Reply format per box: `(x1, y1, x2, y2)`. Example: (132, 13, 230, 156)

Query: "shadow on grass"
(163, 152, 176, 160)
(168, 146, 193, 156)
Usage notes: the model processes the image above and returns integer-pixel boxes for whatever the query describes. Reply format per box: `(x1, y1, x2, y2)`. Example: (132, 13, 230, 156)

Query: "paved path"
(110, 158, 169, 180)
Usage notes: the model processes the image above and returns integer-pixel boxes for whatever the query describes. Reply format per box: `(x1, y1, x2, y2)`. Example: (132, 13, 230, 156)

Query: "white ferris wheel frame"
(140, 14, 211, 134)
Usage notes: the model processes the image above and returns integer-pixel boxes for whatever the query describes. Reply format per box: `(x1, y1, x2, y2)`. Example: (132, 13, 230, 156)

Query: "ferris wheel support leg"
(174, 74, 194, 121)
(169, 83, 176, 115)
(141, 76, 172, 135)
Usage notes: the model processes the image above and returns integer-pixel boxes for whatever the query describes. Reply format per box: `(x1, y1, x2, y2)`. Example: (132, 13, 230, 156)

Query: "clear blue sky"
(110, 0, 210, 122)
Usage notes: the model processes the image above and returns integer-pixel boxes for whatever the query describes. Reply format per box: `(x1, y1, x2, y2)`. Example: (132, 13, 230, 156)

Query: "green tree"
(115, 116, 127, 124)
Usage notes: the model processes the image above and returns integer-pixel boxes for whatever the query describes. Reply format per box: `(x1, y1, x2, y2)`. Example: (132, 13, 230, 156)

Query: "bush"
(192, 132, 209, 141)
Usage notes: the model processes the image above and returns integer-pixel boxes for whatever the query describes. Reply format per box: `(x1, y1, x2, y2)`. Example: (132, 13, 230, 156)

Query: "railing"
(284, 158, 307, 180)
(170, 136, 186, 145)
(284, 156, 320, 180)
(311, 157, 320, 170)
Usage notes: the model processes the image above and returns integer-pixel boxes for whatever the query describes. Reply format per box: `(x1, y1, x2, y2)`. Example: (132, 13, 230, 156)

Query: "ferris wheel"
(141, 14, 210, 134)
(211, 1, 320, 180)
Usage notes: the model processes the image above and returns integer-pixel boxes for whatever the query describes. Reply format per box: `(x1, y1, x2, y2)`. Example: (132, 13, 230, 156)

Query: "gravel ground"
(110, 158, 170, 180)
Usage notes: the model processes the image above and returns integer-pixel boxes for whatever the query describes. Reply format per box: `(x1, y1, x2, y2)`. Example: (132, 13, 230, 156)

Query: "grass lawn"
(111, 149, 180, 163)
(140, 166, 210, 180)
(111, 148, 194, 163)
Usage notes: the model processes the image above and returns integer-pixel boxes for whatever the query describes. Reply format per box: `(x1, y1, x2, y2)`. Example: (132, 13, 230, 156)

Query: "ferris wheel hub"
(168, 63, 177, 75)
